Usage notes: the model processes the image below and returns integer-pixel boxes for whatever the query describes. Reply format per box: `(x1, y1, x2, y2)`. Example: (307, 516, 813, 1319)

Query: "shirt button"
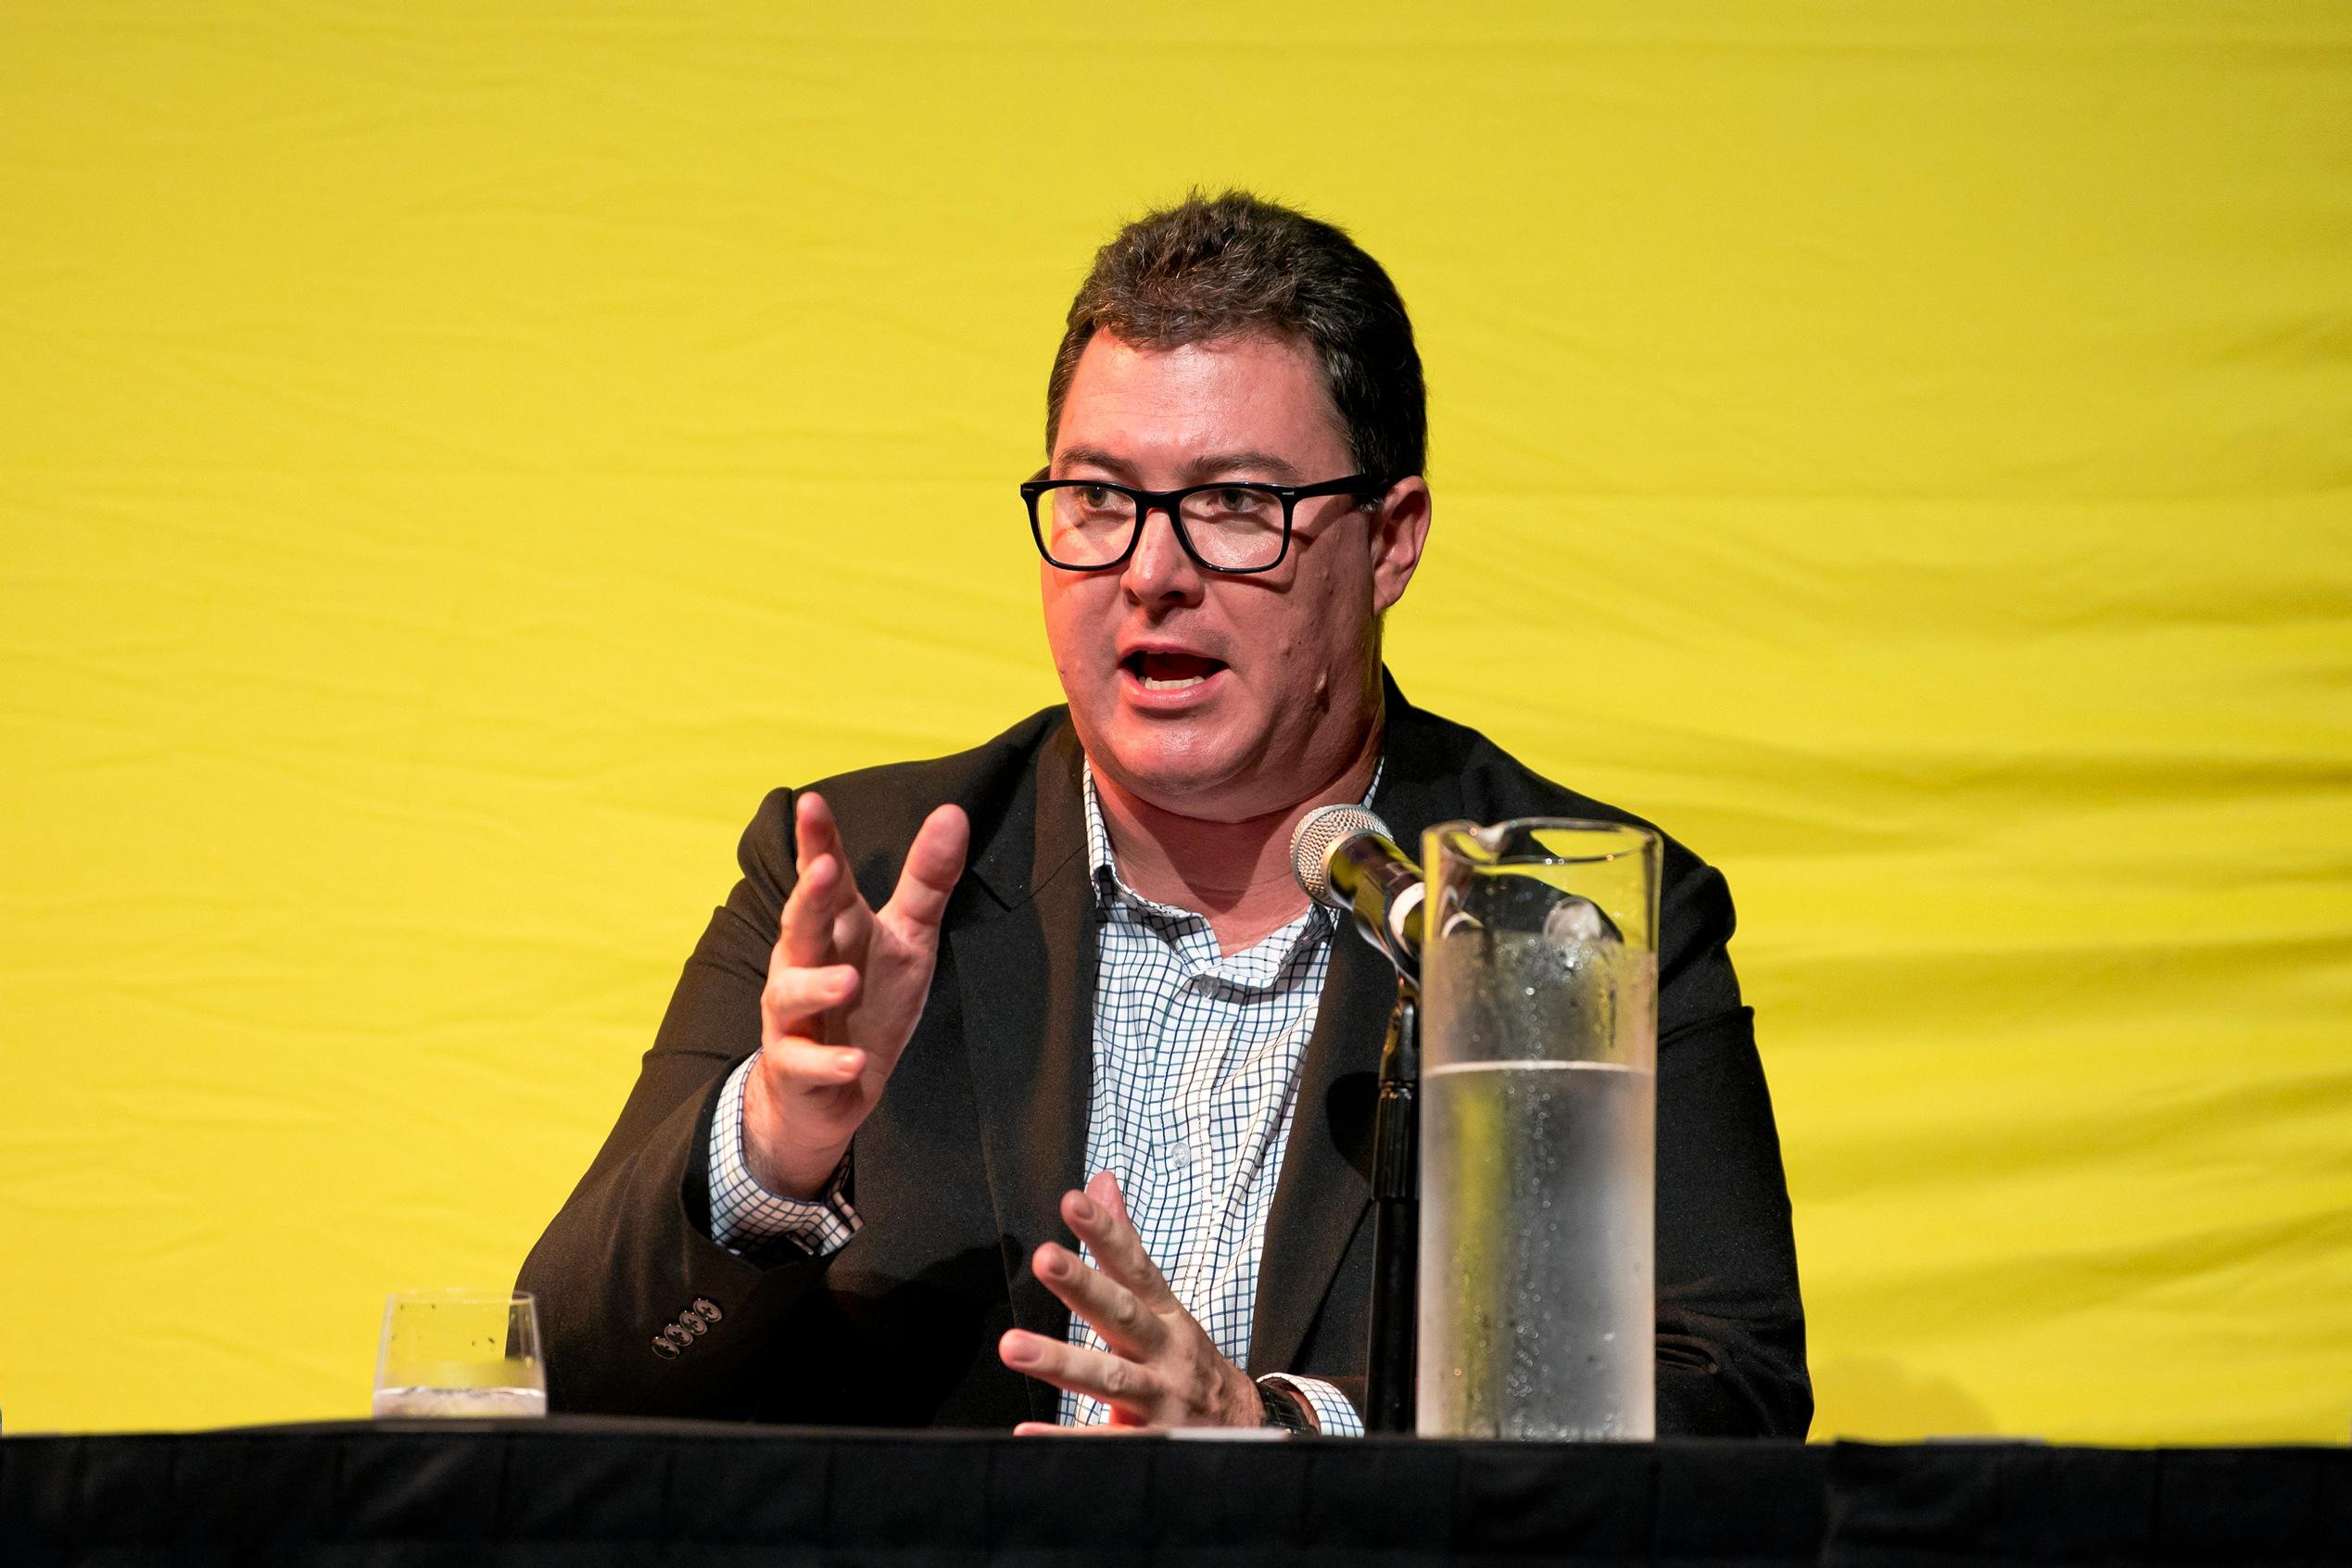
(1166, 1143, 1195, 1170)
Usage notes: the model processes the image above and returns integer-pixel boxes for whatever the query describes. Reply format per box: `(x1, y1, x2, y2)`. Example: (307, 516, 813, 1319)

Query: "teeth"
(1139, 675, 1207, 690)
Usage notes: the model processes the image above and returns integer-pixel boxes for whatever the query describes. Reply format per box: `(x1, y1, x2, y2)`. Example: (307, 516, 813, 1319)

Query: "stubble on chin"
(1094, 727, 1227, 812)
(1082, 716, 1277, 825)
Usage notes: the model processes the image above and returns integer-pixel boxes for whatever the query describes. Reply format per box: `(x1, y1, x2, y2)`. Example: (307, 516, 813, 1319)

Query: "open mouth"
(1120, 651, 1228, 692)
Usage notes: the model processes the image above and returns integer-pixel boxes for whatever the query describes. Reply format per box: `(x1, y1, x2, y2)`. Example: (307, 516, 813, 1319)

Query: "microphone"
(1291, 804, 1424, 979)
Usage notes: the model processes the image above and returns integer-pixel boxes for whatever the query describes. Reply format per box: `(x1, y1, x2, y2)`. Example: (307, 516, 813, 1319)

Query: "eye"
(1208, 487, 1278, 519)
(1072, 485, 1123, 513)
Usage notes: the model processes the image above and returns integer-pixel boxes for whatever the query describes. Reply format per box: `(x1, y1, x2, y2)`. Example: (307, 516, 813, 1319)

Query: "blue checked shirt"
(707, 764, 1377, 1435)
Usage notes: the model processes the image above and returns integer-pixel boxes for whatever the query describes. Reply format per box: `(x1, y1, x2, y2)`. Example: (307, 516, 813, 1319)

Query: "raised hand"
(740, 790, 969, 1199)
(998, 1172, 1275, 1432)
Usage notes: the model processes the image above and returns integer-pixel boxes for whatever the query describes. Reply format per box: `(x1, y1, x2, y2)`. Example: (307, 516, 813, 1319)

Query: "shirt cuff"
(706, 1054, 860, 1258)
(1258, 1374, 1365, 1436)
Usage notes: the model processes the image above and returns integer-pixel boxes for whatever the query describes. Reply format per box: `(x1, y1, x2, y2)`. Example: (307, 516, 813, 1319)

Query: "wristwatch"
(1257, 1378, 1317, 1435)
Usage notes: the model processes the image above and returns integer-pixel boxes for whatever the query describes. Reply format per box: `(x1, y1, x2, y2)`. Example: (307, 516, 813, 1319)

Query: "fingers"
(1011, 1420, 1152, 1437)
(1031, 1241, 1167, 1360)
(760, 1036, 867, 1089)
(1064, 1175, 1176, 1310)
(759, 962, 860, 1045)
(1002, 1199, 1259, 1430)
(778, 829, 854, 971)
(881, 803, 969, 930)
(998, 1329, 1159, 1421)
(793, 791, 850, 885)
(1089, 1170, 1131, 1226)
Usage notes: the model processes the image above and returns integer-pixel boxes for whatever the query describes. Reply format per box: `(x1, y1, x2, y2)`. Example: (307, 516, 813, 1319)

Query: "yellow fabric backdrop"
(3, 1, 2346, 1441)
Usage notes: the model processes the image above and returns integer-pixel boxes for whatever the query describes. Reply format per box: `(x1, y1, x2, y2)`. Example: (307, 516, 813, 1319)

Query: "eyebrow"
(1053, 447, 1309, 485)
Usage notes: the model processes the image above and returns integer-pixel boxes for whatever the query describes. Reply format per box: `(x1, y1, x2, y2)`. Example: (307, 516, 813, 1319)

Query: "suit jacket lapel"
(1248, 918, 1395, 1374)
(1251, 678, 1472, 1376)
(953, 721, 1094, 1423)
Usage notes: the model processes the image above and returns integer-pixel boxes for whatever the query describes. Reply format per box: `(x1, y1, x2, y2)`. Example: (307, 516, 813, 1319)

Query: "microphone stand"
(1289, 803, 1427, 1435)
(1366, 979, 1419, 1434)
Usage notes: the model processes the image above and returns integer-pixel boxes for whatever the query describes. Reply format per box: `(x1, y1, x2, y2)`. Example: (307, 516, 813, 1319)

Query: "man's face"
(1040, 331, 1429, 822)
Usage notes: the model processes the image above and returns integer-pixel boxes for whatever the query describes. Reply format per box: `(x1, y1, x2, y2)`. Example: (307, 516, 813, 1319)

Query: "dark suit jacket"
(518, 681, 1811, 1435)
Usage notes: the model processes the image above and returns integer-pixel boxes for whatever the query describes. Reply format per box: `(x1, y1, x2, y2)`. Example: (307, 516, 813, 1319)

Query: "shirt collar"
(1080, 755, 1386, 920)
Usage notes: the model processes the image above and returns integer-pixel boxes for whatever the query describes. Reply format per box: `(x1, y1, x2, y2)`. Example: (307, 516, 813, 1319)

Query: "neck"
(1092, 726, 1384, 955)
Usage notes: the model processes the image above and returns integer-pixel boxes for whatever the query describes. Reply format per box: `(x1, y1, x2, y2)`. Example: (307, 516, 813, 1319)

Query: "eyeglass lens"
(1038, 484, 1287, 571)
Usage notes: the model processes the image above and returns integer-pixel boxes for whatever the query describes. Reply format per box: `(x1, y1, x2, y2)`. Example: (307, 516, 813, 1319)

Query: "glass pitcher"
(1417, 818, 1662, 1440)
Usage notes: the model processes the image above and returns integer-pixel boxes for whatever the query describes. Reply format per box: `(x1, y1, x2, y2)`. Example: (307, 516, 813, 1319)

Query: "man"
(520, 192, 1809, 1435)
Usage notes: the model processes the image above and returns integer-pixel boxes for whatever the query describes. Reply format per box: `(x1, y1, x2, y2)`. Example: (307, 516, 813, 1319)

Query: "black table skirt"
(3, 1419, 2346, 1566)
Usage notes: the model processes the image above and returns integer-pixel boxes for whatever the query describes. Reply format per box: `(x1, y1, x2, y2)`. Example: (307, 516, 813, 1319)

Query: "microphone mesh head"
(1290, 803, 1391, 906)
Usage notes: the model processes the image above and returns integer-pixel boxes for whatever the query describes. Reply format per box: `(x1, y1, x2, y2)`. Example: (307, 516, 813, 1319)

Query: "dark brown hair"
(1045, 191, 1426, 481)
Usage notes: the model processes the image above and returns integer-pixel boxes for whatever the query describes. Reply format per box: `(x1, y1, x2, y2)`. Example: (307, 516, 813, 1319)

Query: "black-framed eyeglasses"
(1020, 470, 1390, 574)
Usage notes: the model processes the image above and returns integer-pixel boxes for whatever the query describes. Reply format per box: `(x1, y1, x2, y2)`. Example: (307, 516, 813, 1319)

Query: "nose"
(1119, 500, 1204, 606)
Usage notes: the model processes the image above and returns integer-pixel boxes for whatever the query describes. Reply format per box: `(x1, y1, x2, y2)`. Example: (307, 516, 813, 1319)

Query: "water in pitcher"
(1418, 927, 1656, 1439)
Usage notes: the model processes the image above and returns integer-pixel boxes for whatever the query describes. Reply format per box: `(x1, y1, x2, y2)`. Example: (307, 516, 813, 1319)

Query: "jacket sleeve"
(517, 787, 830, 1418)
(1652, 853, 1814, 1438)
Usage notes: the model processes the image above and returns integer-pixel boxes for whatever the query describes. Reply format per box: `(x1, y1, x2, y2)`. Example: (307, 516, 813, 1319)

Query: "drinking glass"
(373, 1289, 548, 1418)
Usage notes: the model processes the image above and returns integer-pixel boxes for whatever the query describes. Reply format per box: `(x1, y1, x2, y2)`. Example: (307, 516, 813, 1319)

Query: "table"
(4, 1420, 2346, 1565)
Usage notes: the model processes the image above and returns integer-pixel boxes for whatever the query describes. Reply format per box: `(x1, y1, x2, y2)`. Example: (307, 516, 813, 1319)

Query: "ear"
(1368, 477, 1432, 614)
